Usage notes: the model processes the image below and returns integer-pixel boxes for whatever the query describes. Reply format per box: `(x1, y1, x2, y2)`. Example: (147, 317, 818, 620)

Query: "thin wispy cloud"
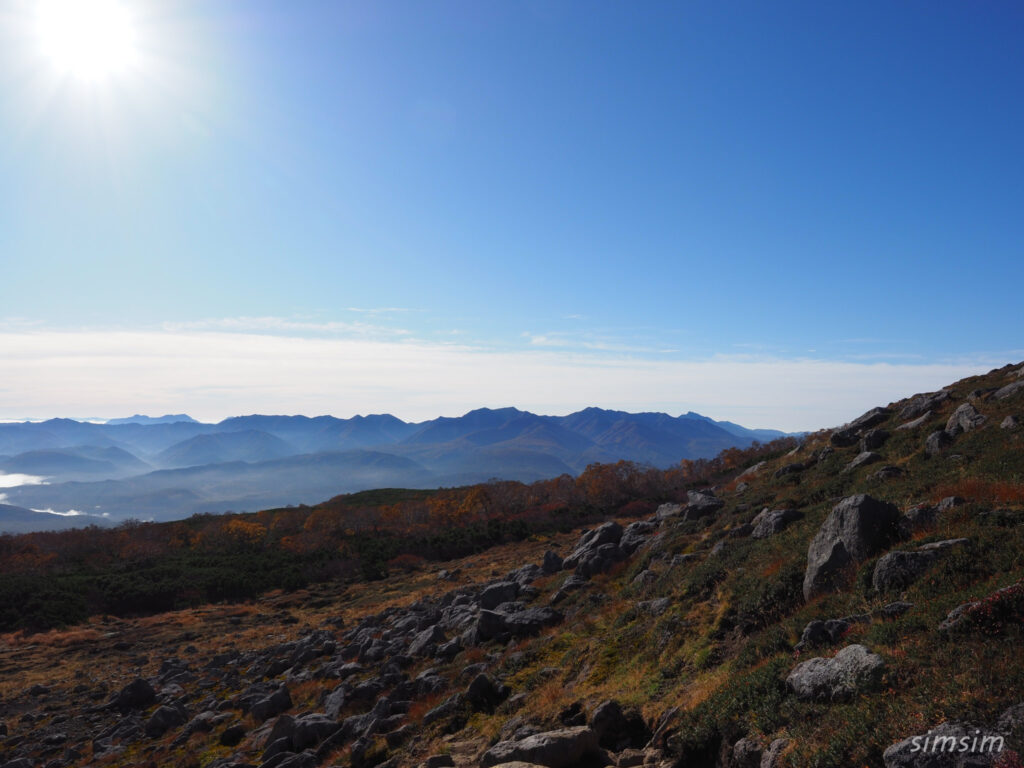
(162, 316, 412, 338)
(527, 331, 679, 355)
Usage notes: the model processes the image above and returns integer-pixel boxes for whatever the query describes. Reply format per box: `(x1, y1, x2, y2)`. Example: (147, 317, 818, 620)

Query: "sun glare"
(36, 0, 139, 82)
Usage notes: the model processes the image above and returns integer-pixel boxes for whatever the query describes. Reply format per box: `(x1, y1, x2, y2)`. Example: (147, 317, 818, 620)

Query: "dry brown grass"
(676, 665, 730, 710)
(529, 677, 575, 720)
(0, 626, 101, 649)
(760, 556, 786, 578)
(933, 477, 1024, 505)
(408, 691, 447, 722)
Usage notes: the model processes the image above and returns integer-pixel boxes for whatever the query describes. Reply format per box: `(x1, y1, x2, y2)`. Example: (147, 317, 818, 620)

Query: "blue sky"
(0, 1, 1021, 429)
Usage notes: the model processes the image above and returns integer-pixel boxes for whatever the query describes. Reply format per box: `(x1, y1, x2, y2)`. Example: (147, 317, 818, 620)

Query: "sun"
(35, 0, 140, 82)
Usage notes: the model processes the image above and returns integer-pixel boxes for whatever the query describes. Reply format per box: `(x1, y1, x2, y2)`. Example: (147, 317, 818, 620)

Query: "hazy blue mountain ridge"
(0, 407, 795, 530)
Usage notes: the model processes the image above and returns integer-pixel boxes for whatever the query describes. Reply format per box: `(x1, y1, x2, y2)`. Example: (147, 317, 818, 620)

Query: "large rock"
(794, 619, 851, 651)
(773, 461, 806, 479)
(830, 428, 859, 447)
(619, 521, 656, 555)
(502, 607, 563, 637)
(872, 551, 938, 592)
(926, 430, 953, 455)
(465, 673, 509, 712)
(654, 503, 683, 521)
(562, 523, 623, 570)
(422, 693, 464, 728)
(843, 451, 882, 473)
(997, 701, 1024, 743)
(738, 461, 766, 478)
(871, 465, 904, 481)
(684, 490, 724, 519)
(897, 412, 933, 431)
(542, 550, 563, 574)
(861, 428, 891, 451)
(589, 699, 651, 751)
(572, 543, 626, 579)
(872, 536, 969, 595)
(900, 505, 938, 536)
(751, 508, 803, 539)
(945, 403, 987, 436)
(761, 738, 790, 768)
(408, 624, 446, 657)
(113, 678, 157, 713)
(786, 644, 885, 702)
(849, 407, 892, 431)
(882, 721, 1005, 767)
(481, 726, 600, 768)
(291, 714, 341, 751)
(731, 737, 763, 768)
(475, 610, 508, 642)
(654, 502, 683, 521)
(938, 582, 1021, 632)
(994, 380, 1024, 400)
(831, 409, 891, 445)
(250, 685, 292, 722)
(900, 391, 950, 420)
(803, 494, 901, 600)
(480, 581, 521, 610)
(144, 704, 187, 738)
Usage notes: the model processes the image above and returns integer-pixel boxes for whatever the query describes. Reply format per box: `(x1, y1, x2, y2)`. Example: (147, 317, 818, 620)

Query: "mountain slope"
(155, 429, 297, 468)
(0, 503, 109, 534)
(3, 449, 436, 520)
(679, 410, 793, 442)
(217, 414, 419, 452)
(0, 446, 150, 479)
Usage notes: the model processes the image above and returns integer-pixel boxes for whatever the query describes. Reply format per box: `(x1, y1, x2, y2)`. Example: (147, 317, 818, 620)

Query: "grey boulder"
(654, 502, 683, 521)
(945, 403, 987, 436)
(795, 619, 851, 651)
(481, 726, 600, 768)
(926, 430, 953, 456)
(882, 721, 1004, 767)
(994, 380, 1024, 400)
(873, 551, 938, 592)
(899, 391, 949, 420)
(751, 508, 803, 539)
(542, 550, 563, 574)
(732, 737, 763, 768)
(761, 738, 790, 768)
(786, 644, 885, 702)
(684, 490, 724, 519)
(803, 494, 901, 600)
(843, 451, 882, 474)
(861, 428, 891, 451)
(145, 704, 187, 738)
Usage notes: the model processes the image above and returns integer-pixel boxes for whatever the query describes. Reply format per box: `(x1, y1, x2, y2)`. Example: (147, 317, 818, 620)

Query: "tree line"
(0, 437, 797, 631)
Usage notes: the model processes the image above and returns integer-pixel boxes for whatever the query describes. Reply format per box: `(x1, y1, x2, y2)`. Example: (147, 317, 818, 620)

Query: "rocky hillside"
(1, 362, 1024, 768)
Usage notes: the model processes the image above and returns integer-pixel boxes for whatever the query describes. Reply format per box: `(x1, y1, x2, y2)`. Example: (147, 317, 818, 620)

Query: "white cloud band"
(0, 329, 1002, 431)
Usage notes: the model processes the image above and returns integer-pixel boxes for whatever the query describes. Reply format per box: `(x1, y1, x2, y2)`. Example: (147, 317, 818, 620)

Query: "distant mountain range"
(105, 414, 199, 426)
(0, 408, 794, 531)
